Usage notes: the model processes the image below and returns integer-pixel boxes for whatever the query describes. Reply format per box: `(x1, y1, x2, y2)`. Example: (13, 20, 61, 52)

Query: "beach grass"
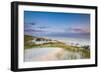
(24, 35, 90, 58)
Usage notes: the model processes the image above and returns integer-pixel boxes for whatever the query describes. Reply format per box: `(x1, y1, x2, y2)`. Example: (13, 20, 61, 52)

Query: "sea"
(32, 33, 90, 46)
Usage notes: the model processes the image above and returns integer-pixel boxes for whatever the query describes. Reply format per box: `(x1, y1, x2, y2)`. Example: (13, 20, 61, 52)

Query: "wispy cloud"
(25, 29, 44, 32)
(24, 22, 36, 25)
(38, 26, 49, 29)
(67, 27, 90, 34)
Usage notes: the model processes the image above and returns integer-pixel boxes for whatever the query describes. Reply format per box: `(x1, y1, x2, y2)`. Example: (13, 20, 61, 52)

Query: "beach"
(24, 47, 83, 61)
(24, 35, 90, 62)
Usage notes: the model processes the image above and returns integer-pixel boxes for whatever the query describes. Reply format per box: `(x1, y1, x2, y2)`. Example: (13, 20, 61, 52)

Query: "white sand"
(24, 47, 64, 61)
(24, 47, 82, 62)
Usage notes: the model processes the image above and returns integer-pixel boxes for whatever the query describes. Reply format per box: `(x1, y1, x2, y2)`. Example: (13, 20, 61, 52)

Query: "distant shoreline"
(35, 36, 90, 47)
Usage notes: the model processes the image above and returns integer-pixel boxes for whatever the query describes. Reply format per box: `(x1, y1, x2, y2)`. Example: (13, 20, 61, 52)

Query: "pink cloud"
(69, 27, 90, 33)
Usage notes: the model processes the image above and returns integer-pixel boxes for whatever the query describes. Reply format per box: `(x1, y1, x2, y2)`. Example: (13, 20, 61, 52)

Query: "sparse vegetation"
(24, 35, 90, 59)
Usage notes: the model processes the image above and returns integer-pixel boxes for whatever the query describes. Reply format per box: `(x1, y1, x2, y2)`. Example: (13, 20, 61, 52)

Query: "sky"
(24, 11, 90, 38)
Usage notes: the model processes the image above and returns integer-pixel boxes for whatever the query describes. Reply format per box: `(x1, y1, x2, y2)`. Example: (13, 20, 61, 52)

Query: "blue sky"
(24, 11, 90, 36)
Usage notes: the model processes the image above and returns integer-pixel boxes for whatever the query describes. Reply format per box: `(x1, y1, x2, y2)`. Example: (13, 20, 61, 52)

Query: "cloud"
(24, 22, 36, 25)
(24, 29, 44, 33)
(38, 26, 48, 29)
(24, 28, 47, 35)
(67, 27, 90, 33)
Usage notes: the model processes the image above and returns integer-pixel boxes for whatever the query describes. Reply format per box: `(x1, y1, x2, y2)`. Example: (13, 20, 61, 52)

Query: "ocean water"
(46, 37, 90, 46)
(32, 33, 90, 46)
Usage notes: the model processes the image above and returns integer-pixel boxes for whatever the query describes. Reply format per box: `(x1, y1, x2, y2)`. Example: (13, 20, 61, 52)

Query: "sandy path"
(24, 47, 64, 61)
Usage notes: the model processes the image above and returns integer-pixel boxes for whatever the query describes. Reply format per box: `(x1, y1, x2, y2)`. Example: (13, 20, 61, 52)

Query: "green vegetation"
(24, 35, 33, 49)
(24, 35, 90, 59)
(24, 35, 33, 42)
